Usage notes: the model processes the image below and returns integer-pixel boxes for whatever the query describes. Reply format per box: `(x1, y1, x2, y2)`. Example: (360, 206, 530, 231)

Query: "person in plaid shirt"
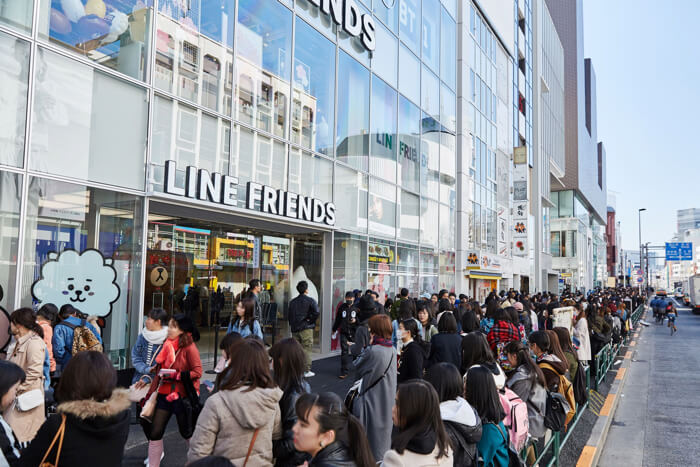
(486, 308, 520, 353)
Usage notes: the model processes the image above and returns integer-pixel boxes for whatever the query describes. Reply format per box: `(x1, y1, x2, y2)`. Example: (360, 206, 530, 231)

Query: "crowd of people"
(0, 284, 643, 466)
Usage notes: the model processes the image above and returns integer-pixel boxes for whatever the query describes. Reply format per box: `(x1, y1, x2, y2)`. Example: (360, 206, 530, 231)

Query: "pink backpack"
(499, 387, 529, 452)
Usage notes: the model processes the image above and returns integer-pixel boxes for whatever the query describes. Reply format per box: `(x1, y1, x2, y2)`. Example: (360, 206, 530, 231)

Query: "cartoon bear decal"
(32, 249, 120, 318)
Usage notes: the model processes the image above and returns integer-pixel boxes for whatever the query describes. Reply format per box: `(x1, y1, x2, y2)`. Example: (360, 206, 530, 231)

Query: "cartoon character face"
(32, 249, 120, 318)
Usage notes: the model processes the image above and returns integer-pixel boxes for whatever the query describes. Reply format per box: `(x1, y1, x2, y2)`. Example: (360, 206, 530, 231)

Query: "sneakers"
(144, 453, 165, 465)
(304, 371, 315, 378)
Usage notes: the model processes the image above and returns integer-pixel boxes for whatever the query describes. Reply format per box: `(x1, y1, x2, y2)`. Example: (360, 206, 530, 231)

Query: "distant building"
(677, 208, 700, 235)
(606, 207, 617, 279)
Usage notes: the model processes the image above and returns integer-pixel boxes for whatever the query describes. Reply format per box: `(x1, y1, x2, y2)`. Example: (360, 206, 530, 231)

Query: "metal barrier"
(521, 304, 645, 466)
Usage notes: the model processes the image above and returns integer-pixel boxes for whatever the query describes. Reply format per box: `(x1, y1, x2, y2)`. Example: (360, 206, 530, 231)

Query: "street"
(598, 299, 700, 466)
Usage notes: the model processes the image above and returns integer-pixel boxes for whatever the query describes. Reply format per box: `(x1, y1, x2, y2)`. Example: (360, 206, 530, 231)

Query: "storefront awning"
(469, 272, 502, 280)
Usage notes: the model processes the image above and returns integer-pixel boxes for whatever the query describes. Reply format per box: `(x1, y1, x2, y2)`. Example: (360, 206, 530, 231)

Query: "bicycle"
(668, 310, 677, 335)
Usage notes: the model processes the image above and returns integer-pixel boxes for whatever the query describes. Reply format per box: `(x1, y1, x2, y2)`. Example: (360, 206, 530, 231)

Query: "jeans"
(293, 328, 314, 372)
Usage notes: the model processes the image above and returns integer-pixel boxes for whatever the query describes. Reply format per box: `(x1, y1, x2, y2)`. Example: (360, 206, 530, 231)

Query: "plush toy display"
(60, 0, 85, 22)
(50, 8, 72, 34)
(84, 0, 107, 18)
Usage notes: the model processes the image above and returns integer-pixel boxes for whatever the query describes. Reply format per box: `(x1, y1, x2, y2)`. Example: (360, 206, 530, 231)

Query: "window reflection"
(0, 32, 29, 168)
(421, 114, 440, 199)
(440, 8, 456, 90)
(370, 76, 397, 184)
(398, 96, 420, 193)
(334, 164, 368, 232)
(420, 197, 438, 246)
(292, 18, 335, 157)
(236, 0, 291, 137)
(399, 0, 420, 53)
(0, 170, 21, 310)
(289, 148, 332, 202)
(399, 190, 419, 242)
(369, 178, 396, 237)
(336, 51, 369, 172)
(422, 0, 440, 71)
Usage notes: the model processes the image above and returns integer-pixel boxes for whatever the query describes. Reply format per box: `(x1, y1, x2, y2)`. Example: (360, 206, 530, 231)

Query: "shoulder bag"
(243, 428, 260, 467)
(344, 352, 393, 412)
(40, 414, 66, 467)
(129, 344, 162, 402)
(16, 389, 44, 411)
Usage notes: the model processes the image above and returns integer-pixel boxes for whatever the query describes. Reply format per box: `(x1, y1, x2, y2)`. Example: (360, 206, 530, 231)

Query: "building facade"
(677, 208, 700, 236)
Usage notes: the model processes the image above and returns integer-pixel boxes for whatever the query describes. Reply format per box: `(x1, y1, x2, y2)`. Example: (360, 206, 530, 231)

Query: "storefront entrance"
(144, 203, 324, 366)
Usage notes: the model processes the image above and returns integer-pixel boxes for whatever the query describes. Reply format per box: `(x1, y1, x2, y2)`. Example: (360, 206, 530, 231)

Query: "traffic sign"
(636, 277, 643, 283)
(666, 242, 692, 261)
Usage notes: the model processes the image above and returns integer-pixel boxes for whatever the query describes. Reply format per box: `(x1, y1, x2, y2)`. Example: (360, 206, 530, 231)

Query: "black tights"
(146, 398, 191, 441)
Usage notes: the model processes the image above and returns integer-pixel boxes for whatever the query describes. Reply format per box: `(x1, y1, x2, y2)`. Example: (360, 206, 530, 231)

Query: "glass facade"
(0, 0, 458, 362)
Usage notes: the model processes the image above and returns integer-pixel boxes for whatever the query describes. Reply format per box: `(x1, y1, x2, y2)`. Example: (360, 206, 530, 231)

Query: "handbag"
(140, 348, 181, 421)
(16, 389, 44, 411)
(344, 352, 393, 412)
(129, 344, 162, 403)
(40, 414, 66, 467)
(243, 428, 260, 467)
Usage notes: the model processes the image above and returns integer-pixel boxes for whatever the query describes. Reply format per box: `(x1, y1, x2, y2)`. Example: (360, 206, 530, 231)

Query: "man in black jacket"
(332, 291, 358, 379)
(288, 281, 320, 377)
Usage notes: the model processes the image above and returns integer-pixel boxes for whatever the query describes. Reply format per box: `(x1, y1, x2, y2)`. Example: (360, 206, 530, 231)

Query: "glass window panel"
(368, 237, 396, 303)
(39, 0, 152, 81)
(397, 242, 419, 294)
(31, 48, 147, 190)
(236, 0, 292, 137)
(295, 0, 337, 40)
(440, 7, 456, 90)
(374, 0, 398, 33)
(421, 66, 439, 120)
(289, 148, 332, 202)
(559, 190, 574, 217)
(442, 0, 456, 20)
(398, 190, 419, 242)
(0, 170, 21, 310)
(439, 249, 455, 293)
(440, 84, 456, 133)
(292, 18, 335, 157)
(398, 96, 420, 193)
(1, 0, 32, 33)
(333, 233, 367, 308)
(439, 133, 455, 206)
(399, 0, 420, 53)
(398, 45, 420, 105)
(421, 114, 439, 199)
(368, 178, 396, 237)
(439, 203, 454, 249)
(334, 163, 368, 232)
(371, 21, 398, 88)
(370, 75, 398, 184)
(22, 177, 144, 367)
(338, 0, 371, 66)
(150, 96, 231, 192)
(336, 51, 369, 172)
(419, 248, 438, 293)
(420, 197, 438, 246)
(0, 32, 29, 168)
(422, 0, 439, 72)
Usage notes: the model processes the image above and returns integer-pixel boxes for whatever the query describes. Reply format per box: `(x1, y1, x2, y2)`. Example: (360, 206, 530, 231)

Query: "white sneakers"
(304, 371, 315, 378)
(144, 453, 165, 465)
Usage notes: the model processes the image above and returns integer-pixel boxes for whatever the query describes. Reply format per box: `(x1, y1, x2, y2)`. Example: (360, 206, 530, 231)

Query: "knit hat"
(513, 302, 524, 312)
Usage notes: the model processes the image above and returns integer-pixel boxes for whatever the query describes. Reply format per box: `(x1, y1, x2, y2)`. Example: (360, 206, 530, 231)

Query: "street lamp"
(638, 208, 646, 292)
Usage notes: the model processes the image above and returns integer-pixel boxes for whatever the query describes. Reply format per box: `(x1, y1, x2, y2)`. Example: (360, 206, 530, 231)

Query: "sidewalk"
(122, 353, 349, 466)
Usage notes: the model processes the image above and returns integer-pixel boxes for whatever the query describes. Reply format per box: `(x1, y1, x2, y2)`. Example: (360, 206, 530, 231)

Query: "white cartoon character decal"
(32, 249, 120, 318)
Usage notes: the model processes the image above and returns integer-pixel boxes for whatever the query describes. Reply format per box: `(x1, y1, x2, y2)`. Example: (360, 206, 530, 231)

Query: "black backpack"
(544, 391, 570, 432)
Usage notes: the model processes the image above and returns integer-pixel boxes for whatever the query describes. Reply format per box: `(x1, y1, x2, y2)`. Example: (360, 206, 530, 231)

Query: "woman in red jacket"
(144, 314, 202, 467)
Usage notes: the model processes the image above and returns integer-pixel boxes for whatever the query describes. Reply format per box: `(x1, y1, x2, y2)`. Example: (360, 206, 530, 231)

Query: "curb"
(575, 323, 643, 467)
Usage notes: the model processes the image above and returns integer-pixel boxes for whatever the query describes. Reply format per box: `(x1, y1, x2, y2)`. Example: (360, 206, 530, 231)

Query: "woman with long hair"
(144, 314, 202, 467)
(4, 308, 46, 446)
(397, 320, 426, 383)
(425, 363, 482, 466)
(553, 327, 578, 380)
(544, 330, 571, 378)
(226, 298, 263, 340)
(293, 392, 375, 466)
(188, 338, 282, 465)
(464, 366, 508, 467)
(19, 352, 131, 466)
(504, 341, 547, 440)
(352, 314, 397, 461)
(0, 360, 25, 466)
(270, 338, 311, 467)
(460, 332, 505, 390)
(572, 303, 591, 364)
(383, 380, 452, 466)
(417, 302, 438, 343)
(427, 313, 462, 369)
(528, 331, 568, 392)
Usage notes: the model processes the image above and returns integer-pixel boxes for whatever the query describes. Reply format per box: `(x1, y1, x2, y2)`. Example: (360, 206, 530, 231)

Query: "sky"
(582, 0, 700, 251)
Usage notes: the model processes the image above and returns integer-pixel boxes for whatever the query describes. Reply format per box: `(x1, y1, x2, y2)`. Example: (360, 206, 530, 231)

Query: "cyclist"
(667, 303, 677, 335)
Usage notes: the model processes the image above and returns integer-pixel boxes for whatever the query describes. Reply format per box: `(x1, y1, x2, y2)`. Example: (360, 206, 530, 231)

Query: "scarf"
(372, 336, 393, 347)
(142, 326, 168, 345)
(405, 428, 437, 455)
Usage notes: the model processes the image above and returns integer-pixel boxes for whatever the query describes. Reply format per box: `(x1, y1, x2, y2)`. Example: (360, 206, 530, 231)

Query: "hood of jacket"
(217, 386, 283, 430)
(509, 364, 533, 385)
(539, 354, 567, 375)
(141, 326, 168, 345)
(440, 397, 478, 427)
(56, 388, 130, 438)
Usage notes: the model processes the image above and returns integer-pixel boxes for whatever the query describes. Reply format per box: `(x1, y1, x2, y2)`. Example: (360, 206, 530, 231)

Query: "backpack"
(499, 387, 529, 452)
(572, 366, 588, 407)
(543, 390, 569, 432)
(63, 319, 103, 355)
(540, 362, 576, 427)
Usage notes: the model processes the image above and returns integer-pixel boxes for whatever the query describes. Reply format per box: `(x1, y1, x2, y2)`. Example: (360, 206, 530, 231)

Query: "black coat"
(443, 411, 482, 466)
(19, 389, 130, 467)
(288, 294, 320, 333)
(273, 382, 312, 467)
(427, 333, 463, 369)
(309, 441, 357, 467)
(397, 341, 426, 383)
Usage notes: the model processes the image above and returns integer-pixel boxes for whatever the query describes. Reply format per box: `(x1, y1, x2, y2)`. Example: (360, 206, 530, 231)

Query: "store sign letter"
(309, 0, 376, 51)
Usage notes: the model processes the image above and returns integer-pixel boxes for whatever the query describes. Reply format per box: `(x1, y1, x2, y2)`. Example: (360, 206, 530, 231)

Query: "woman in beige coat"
(187, 338, 282, 466)
(4, 308, 46, 445)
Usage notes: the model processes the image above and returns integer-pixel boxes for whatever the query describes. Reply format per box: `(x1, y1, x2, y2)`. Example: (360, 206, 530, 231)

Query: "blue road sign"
(636, 277, 643, 283)
(666, 242, 693, 261)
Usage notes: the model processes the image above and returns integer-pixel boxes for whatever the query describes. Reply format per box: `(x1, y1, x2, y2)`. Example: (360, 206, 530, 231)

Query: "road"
(598, 299, 700, 466)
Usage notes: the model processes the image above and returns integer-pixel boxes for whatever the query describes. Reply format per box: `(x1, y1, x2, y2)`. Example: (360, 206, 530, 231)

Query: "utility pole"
(638, 208, 646, 293)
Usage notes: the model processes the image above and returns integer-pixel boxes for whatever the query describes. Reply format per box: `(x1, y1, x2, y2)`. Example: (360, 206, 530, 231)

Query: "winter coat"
(350, 320, 371, 358)
(397, 341, 426, 383)
(477, 422, 509, 467)
(227, 318, 263, 340)
(352, 344, 397, 462)
(4, 332, 46, 443)
(427, 333, 462, 369)
(156, 341, 202, 398)
(536, 354, 568, 392)
(392, 319, 423, 348)
(288, 294, 320, 333)
(563, 350, 579, 381)
(52, 316, 102, 368)
(382, 445, 453, 467)
(423, 323, 439, 343)
(130, 327, 168, 383)
(0, 415, 20, 467)
(187, 385, 283, 466)
(18, 389, 130, 467)
(440, 398, 482, 466)
(38, 322, 55, 373)
(273, 381, 311, 467)
(309, 441, 356, 467)
(506, 365, 546, 439)
(573, 317, 591, 361)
